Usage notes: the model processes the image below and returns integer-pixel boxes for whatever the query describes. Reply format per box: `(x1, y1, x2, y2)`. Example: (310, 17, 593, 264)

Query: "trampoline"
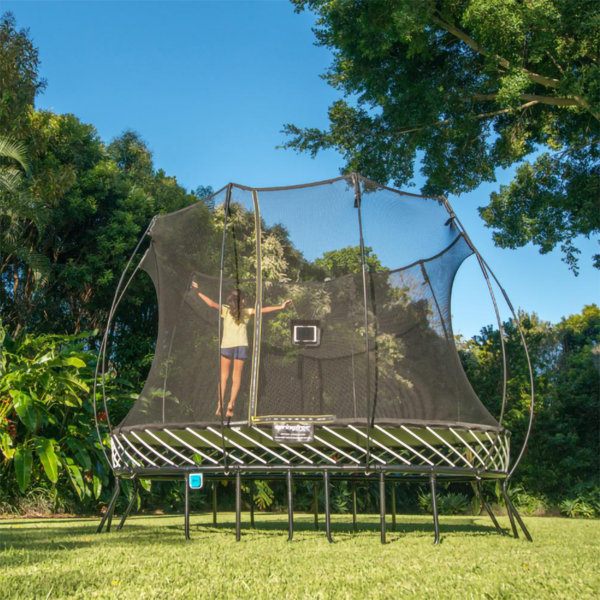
(94, 174, 534, 543)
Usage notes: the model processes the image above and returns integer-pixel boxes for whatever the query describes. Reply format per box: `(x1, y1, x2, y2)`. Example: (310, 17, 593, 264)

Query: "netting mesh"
(117, 176, 498, 431)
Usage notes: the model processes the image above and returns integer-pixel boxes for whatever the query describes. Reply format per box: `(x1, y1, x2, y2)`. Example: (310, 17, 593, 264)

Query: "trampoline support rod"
(379, 472, 386, 544)
(313, 482, 319, 530)
(235, 471, 241, 541)
(501, 482, 519, 539)
(351, 481, 358, 533)
(324, 471, 333, 543)
(97, 477, 120, 534)
(430, 474, 440, 545)
(212, 481, 218, 525)
(250, 481, 255, 529)
(477, 481, 504, 536)
(391, 483, 397, 532)
(184, 473, 190, 540)
(117, 479, 139, 531)
(502, 481, 533, 542)
(287, 470, 294, 542)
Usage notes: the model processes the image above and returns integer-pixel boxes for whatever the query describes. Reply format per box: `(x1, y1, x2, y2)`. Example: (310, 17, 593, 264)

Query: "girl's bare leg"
(226, 359, 245, 418)
(217, 355, 231, 416)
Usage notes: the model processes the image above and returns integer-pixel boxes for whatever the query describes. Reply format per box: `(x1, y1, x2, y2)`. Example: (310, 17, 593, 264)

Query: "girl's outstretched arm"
(259, 299, 292, 314)
(191, 281, 219, 309)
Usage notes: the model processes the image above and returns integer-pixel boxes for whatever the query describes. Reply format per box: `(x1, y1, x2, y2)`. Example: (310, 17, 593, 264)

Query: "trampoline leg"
(391, 483, 397, 533)
(477, 481, 504, 536)
(351, 481, 357, 533)
(117, 479, 138, 531)
(250, 481, 255, 529)
(105, 478, 121, 533)
(430, 474, 440, 545)
(379, 472, 386, 545)
(184, 474, 191, 540)
(97, 477, 120, 534)
(313, 482, 319, 531)
(323, 471, 333, 543)
(501, 483, 519, 539)
(503, 482, 533, 542)
(287, 470, 294, 542)
(212, 481, 217, 525)
(235, 471, 241, 542)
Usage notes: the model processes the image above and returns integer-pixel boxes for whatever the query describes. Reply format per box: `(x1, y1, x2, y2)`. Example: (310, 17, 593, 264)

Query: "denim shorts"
(220, 346, 248, 360)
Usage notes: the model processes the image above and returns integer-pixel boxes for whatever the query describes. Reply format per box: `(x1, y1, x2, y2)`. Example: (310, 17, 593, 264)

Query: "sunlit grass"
(1, 513, 598, 599)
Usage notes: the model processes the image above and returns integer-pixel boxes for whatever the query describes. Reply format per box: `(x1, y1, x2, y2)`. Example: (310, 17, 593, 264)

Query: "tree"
(285, 0, 599, 272)
(0, 112, 213, 388)
(314, 245, 382, 277)
(459, 305, 599, 498)
(0, 12, 45, 136)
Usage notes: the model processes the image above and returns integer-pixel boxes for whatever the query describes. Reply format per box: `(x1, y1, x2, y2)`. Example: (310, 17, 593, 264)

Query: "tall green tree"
(0, 12, 45, 136)
(460, 305, 599, 497)
(285, 0, 599, 272)
(0, 110, 213, 384)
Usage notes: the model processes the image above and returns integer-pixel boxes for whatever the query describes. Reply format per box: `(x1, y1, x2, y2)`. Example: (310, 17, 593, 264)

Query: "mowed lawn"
(1, 512, 598, 599)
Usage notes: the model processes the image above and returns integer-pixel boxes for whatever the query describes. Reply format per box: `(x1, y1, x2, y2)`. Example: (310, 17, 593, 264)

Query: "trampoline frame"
(93, 174, 535, 544)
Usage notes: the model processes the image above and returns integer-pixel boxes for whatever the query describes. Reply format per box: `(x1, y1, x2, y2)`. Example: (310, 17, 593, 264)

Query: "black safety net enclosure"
(96, 175, 534, 542)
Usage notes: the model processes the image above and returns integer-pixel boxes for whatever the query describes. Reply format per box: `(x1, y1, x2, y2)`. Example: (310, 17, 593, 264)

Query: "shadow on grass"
(0, 512, 508, 565)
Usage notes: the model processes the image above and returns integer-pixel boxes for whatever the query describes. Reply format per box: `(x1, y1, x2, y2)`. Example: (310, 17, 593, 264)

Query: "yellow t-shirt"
(221, 305, 253, 348)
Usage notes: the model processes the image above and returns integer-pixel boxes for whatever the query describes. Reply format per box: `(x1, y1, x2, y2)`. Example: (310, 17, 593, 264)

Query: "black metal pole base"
(287, 470, 294, 542)
(96, 477, 121, 534)
(324, 471, 333, 543)
(235, 471, 241, 542)
(379, 472, 386, 544)
(502, 482, 533, 542)
(117, 479, 139, 531)
(430, 474, 440, 545)
(184, 473, 191, 540)
(476, 481, 504, 536)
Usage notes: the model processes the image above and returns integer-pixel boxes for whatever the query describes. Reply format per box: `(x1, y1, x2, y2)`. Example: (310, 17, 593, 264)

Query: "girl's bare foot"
(216, 403, 223, 417)
(226, 403, 235, 419)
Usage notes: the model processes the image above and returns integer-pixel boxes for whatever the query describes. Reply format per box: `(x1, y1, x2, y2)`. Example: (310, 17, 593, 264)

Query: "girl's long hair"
(226, 289, 245, 324)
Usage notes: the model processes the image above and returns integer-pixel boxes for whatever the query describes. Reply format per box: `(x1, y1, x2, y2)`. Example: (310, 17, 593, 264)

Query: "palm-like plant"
(0, 137, 52, 334)
(0, 136, 29, 192)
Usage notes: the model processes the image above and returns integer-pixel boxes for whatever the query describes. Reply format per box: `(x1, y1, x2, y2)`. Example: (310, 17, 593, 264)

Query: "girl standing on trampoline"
(192, 282, 292, 419)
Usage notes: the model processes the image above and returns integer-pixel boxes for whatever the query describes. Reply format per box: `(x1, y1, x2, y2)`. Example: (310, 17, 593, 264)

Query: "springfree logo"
(273, 422, 314, 443)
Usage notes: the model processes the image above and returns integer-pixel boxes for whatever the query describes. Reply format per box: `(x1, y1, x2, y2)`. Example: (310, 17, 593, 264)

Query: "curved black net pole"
(440, 197, 534, 540)
(479, 257, 536, 482)
(353, 173, 373, 471)
(217, 185, 232, 471)
(93, 217, 156, 471)
(248, 189, 263, 424)
(440, 197, 509, 426)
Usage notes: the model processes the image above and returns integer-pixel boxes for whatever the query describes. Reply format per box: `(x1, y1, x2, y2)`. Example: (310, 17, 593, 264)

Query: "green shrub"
(418, 491, 470, 515)
(0, 324, 132, 512)
(509, 486, 549, 516)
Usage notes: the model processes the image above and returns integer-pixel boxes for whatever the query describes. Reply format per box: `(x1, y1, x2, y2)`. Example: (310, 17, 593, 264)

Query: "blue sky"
(4, 0, 598, 337)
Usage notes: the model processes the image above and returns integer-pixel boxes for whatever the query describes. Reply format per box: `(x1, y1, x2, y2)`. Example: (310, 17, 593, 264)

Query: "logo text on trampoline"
(273, 422, 314, 443)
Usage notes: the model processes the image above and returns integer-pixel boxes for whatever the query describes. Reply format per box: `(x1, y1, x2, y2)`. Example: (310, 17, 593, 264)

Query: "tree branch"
(395, 100, 539, 136)
(470, 93, 583, 107)
(431, 14, 597, 119)
(430, 14, 559, 89)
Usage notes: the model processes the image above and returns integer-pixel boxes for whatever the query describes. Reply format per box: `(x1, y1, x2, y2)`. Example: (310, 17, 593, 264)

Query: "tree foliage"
(0, 12, 45, 136)
(286, 0, 599, 272)
(460, 305, 600, 498)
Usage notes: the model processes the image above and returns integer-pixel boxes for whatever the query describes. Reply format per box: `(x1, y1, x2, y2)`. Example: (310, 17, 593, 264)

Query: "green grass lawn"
(1, 512, 598, 599)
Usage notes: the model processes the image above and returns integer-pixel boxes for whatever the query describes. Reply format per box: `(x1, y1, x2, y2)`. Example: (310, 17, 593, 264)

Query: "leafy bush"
(559, 487, 600, 518)
(509, 486, 549, 516)
(0, 324, 130, 512)
(418, 491, 470, 515)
